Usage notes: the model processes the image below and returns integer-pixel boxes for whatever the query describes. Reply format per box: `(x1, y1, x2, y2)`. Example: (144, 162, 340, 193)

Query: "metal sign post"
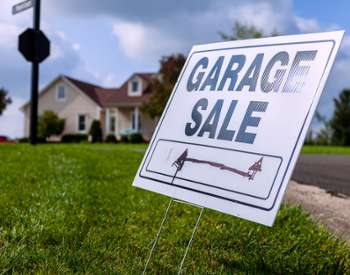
(29, 0, 40, 145)
(15, 0, 50, 145)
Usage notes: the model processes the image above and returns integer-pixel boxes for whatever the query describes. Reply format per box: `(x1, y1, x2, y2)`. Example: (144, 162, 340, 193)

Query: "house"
(20, 73, 159, 141)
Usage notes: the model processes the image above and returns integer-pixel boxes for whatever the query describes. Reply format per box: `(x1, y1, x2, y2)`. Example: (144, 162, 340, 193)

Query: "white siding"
(22, 78, 99, 137)
(140, 112, 157, 141)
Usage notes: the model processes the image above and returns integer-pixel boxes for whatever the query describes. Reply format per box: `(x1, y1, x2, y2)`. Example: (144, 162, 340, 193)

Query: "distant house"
(20, 73, 158, 141)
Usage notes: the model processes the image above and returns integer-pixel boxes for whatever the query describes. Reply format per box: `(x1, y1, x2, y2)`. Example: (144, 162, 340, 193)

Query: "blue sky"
(0, 0, 349, 138)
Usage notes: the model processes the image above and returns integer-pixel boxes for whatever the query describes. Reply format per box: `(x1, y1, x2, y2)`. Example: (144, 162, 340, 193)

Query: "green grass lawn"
(0, 144, 349, 274)
(302, 145, 350, 155)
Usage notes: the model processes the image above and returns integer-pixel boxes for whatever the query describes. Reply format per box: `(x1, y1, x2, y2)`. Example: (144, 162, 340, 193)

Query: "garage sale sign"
(133, 31, 344, 226)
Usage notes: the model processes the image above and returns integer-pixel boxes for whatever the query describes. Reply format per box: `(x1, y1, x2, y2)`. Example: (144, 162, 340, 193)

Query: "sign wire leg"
(142, 167, 180, 274)
(177, 207, 204, 275)
(142, 198, 173, 275)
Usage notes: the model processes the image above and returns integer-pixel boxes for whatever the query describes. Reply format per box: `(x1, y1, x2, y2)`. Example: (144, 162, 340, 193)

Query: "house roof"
(64, 76, 105, 106)
(65, 73, 156, 107)
(20, 72, 157, 111)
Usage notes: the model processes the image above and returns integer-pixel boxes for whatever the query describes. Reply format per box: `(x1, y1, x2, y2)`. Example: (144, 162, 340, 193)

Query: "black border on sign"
(138, 39, 336, 211)
(145, 139, 283, 200)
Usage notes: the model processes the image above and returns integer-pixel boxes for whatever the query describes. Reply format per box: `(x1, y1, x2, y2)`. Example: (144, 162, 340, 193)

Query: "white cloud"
(89, 71, 117, 87)
(51, 31, 81, 58)
(56, 31, 66, 40)
(0, 22, 21, 48)
(101, 73, 117, 87)
(72, 43, 80, 51)
(112, 20, 184, 59)
(0, 96, 25, 138)
(228, 2, 285, 33)
(295, 16, 320, 33)
(110, 1, 297, 60)
(112, 21, 148, 58)
(51, 44, 65, 59)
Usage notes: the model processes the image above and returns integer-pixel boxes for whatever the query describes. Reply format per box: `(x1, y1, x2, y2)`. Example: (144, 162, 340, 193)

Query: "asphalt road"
(292, 155, 350, 197)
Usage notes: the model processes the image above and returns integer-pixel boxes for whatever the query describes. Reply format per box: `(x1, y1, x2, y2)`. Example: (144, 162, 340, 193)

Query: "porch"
(103, 106, 156, 141)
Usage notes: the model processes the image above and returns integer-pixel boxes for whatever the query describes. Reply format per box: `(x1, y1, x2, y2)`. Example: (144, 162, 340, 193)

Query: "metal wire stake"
(177, 207, 204, 275)
(142, 164, 181, 275)
(142, 198, 173, 275)
(142, 164, 204, 274)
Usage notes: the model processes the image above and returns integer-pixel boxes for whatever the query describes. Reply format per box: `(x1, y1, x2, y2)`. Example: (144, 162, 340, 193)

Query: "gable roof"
(136, 72, 156, 82)
(64, 76, 105, 106)
(21, 73, 157, 111)
(67, 73, 157, 107)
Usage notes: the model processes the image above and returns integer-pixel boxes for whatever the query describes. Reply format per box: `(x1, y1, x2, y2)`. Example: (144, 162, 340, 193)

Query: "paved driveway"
(292, 155, 350, 197)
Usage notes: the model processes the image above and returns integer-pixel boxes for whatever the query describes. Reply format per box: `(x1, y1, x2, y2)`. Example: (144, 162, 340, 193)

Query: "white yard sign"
(133, 31, 344, 226)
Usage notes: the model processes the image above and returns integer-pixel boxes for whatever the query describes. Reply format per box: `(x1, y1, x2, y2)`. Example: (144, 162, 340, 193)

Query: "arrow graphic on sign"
(172, 149, 263, 181)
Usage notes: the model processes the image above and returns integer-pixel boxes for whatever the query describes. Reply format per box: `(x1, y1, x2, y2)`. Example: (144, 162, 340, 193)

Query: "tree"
(141, 54, 186, 119)
(304, 129, 314, 145)
(312, 111, 331, 145)
(0, 88, 12, 116)
(330, 89, 350, 146)
(38, 111, 65, 139)
(219, 21, 279, 41)
(314, 126, 332, 145)
(89, 120, 102, 143)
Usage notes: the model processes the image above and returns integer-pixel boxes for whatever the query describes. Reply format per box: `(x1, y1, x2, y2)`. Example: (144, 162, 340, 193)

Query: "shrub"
(89, 120, 102, 143)
(18, 137, 29, 143)
(119, 129, 143, 143)
(120, 134, 129, 143)
(61, 134, 87, 143)
(36, 136, 47, 143)
(105, 134, 117, 143)
(17, 137, 46, 143)
(129, 132, 143, 143)
(38, 111, 65, 138)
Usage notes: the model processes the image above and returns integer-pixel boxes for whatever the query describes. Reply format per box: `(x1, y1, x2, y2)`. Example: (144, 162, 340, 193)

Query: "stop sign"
(18, 28, 50, 63)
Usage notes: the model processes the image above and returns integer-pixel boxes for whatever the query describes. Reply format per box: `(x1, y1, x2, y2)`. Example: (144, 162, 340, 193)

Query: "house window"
(131, 80, 139, 93)
(57, 85, 66, 101)
(78, 114, 86, 132)
(109, 116, 116, 132)
(132, 110, 141, 131)
(128, 78, 142, 96)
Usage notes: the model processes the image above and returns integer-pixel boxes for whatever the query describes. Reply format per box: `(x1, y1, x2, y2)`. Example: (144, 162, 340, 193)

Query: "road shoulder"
(284, 181, 350, 243)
